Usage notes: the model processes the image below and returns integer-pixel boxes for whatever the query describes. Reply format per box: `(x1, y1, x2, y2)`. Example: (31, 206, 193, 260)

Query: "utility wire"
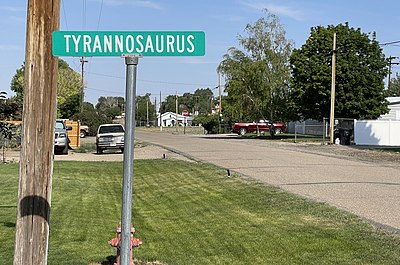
(86, 71, 216, 87)
(82, 0, 86, 30)
(379, 40, 400, 46)
(97, 0, 104, 30)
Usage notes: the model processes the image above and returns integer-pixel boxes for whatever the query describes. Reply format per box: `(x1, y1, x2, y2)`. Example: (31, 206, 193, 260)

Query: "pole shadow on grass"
(1, 222, 16, 228)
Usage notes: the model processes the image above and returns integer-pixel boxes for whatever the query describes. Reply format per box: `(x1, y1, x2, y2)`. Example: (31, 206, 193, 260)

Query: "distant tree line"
(3, 9, 400, 135)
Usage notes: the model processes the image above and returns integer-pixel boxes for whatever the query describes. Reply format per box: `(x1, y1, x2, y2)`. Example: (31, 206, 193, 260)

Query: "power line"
(379, 40, 400, 46)
(97, 0, 104, 30)
(85, 86, 161, 98)
(85, 86, 124, 95)
(86, 71, 216, 87)
(82, 0, 86, 30)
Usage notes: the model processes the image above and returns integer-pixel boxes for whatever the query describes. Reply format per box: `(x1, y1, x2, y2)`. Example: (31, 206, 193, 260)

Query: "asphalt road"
(135, 130, 400, 233)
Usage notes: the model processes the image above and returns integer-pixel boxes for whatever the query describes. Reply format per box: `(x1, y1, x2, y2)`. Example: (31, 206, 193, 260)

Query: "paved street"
(135, 131, 400, 232)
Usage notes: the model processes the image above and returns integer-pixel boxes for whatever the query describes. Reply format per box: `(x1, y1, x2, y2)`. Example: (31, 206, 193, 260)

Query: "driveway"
(135, 130, 400, 233)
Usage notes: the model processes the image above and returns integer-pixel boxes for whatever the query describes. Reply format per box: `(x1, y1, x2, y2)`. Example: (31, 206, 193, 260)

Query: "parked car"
(80, 125, 89, 138)
(232, 120, 286, 136)
(96, 124, 125, 154)
(54, 119, 72, 155)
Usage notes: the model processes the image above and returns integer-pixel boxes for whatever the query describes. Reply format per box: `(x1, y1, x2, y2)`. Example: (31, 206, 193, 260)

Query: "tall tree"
(290, 23, 389, 120)
(193, 88, 214, 114)
(95, 96, 125, 120)
(160, 94, 177, 113)
(218, 10, 293, 122)
(136, 93, 155, 123)
(387, 73, 400, 97)
(10, 67, 24, 101)
(57, 62, 82, 118)
(0, 96, 23, 120)
(10, 59, 83, 119)
(74, 102, 111, 135)
(179, 92, 195, 113)
(159, 88, 215, 115)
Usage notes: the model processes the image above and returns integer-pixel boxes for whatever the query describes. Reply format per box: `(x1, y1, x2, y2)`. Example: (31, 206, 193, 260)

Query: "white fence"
(354, 119, 400, 146)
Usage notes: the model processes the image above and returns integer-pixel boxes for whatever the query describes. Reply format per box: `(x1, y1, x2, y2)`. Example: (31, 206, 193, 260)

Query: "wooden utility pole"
(146, 97, 149, 126)
(175, 91, 178, 133)
(329, 32, 337, 144)
(388, 56, 399, 90)
(80, 57, 88, 113)
(14, 1, 60, 265)
(154, 97, 157, 125)
(159, 91, 162, 129)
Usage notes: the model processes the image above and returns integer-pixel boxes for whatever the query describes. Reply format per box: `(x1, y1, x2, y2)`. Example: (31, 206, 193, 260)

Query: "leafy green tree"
(95, 96, 125, 112)
(160, 89, 215, 115)
(160, 95, 177, 113)
(218, 10, 293, 122)
(74, 102, 111, 135)
(136, 93, 155, 124)
(193, 88, 214, 114)
(57, 63, 83, 118)
(387, 73, 400, 97)
(290, 23, 389, 120)
(82, 101, 95, 112)
(193, 113, 219, 134)
(95, 96, 125, 120)
(10, 68, 24, 101)
(10, 59, 83, 119)
(0, 97, 23, 120)
(179, 92, 195, 113)
(79, 111, 111, 135)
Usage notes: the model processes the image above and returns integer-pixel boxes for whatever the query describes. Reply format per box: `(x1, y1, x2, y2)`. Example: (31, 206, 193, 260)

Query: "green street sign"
(52, 31, 205, 57)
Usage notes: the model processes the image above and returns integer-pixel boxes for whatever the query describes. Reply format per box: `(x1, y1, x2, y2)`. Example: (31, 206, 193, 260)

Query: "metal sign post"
(52, 30, 205, 265)
(120, 55, 140, 265)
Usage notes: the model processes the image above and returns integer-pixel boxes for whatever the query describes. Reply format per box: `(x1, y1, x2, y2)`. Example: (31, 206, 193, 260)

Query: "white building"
(157, 112, 194, 127)
(353, 97, 400, 146)
(379, 97, 400, 120)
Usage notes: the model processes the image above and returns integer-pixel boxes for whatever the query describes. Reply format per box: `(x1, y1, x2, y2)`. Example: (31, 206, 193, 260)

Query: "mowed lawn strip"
(0, 160, 399, 265)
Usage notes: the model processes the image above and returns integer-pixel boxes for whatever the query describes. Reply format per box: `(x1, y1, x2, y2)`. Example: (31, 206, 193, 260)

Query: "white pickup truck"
(80, 125, 89, 138)
(96, 124, 125, 154)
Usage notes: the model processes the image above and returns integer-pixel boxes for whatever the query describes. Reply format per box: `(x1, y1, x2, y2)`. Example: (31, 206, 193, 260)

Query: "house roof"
(158, 112, 193, 120)
(387, 97, 400, 105)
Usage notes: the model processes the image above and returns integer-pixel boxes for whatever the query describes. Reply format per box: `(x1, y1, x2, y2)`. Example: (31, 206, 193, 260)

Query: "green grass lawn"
(1, 160, 400, 265)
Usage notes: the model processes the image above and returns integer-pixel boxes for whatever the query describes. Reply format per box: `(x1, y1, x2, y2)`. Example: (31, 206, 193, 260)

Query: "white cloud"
(102, 0, 162, 10)
(239, 0, 304, 21)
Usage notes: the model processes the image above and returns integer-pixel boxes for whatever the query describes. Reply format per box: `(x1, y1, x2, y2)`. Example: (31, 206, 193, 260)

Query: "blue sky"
(1, 0, 400, 105)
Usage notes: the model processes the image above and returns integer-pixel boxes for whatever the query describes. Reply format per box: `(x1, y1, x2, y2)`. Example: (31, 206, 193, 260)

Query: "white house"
(379, 97, 400, 120)
(157, 112, 194, 127)
(354, 97, 400, 146)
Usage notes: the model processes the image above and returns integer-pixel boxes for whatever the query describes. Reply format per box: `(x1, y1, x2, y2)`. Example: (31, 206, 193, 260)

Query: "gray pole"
(329, 33, 337, 144)
(121, 56, 139, 265)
